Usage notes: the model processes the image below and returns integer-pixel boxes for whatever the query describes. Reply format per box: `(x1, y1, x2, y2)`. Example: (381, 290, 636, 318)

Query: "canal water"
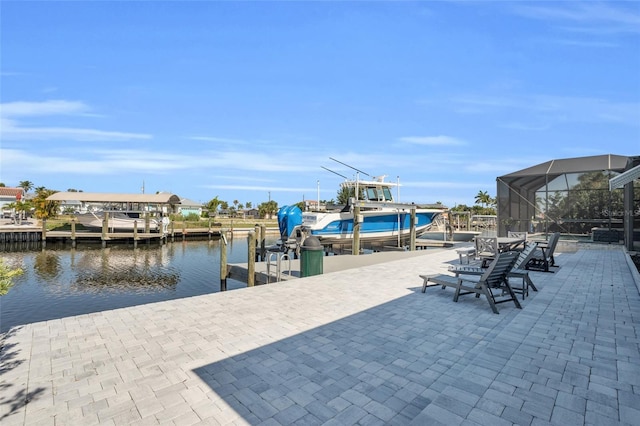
(1, 237, 276, 332)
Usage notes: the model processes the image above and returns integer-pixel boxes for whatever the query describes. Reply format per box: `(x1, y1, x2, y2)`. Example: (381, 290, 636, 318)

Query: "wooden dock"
(228, 245, 454, 285)
(0, 224, 280, 248)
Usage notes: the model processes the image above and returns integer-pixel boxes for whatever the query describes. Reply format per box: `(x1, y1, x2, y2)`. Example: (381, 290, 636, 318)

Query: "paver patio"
(1, 244, 638, 425)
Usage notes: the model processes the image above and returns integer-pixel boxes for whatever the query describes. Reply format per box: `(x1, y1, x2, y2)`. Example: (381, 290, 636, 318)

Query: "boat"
(76, 211, 159, 232)
(278, 175, 442, 247)
(420, 211, 482, 242)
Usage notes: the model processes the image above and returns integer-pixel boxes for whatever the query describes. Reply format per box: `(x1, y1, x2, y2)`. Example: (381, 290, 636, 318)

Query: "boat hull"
(302, 210, 438, 245)
(76, 213, 159, 232)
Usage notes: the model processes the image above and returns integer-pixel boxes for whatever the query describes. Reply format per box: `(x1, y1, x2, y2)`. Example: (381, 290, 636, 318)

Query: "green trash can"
(300, 236, 323, 277)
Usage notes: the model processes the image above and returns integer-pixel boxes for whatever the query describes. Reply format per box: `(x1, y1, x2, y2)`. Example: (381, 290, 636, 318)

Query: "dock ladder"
(266, 251, 292, 283)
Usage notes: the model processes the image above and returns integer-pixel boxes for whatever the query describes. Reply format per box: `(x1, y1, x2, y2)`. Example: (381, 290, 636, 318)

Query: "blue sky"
(1, 1, 638, 208)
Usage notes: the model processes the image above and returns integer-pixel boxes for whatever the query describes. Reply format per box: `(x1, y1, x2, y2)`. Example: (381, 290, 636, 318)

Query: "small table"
(497, 237, 525, 252)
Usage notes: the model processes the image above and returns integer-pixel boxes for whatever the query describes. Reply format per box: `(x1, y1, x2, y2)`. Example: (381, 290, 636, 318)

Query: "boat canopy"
(47, 192, 182, 205)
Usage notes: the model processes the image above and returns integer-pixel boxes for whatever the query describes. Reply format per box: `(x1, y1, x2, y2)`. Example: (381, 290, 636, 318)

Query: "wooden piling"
(102, 215, 108, 248)
(254, 224, 261, 261)
(133, 221, 138, 249)
(410, 208, 416, 251)
(71, 219, 77, 248)
(220, 229, 228, 291)
(42, 219, 47, 248)
(353, 205, 360, 255)
(247, 231, 256, 287)
(260, 224, 266, 260)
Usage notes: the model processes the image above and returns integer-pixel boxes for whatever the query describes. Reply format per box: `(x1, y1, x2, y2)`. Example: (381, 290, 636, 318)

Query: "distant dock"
(0, 222, 279, 248)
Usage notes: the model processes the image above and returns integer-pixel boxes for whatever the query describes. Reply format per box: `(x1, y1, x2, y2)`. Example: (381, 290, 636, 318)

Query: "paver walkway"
(1, 245, 638, 425)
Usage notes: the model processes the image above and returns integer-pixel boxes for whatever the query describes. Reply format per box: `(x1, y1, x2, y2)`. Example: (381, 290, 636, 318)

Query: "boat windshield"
(364, 186, 394, 202)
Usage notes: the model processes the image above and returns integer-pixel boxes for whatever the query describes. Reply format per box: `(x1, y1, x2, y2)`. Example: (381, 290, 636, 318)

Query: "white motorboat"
(76, 211, 159, 232)
(279, 175, 442, 246)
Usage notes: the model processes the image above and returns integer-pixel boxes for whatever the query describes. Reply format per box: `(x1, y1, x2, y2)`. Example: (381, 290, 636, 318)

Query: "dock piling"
(247, 231, 256, 287)
(220, 229, 228, 291)
(353, 205, 361, 255)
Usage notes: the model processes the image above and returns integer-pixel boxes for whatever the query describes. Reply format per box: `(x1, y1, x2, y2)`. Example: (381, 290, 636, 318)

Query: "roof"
(179, 198, 202, 207)
(501, 154, 628, 178)
(610, 164, 640, 190)
(498, 154, 632, 192)
(0, 187, 25, 200)
(47, 192, 182, 204)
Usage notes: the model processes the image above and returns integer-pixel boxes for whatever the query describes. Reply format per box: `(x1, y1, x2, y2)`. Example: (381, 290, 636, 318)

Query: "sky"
(1, 1, 639, 209)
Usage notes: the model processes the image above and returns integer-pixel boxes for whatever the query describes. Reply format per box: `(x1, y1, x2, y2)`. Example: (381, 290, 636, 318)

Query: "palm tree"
(18, 180, 34, 193)
(32, 187, 59, 219)
(206, 196, 221, 216)
(475, 190, 491, 208)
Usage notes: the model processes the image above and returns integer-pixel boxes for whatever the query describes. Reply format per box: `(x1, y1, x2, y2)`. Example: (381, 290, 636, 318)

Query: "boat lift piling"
(353, 205, 361, 255)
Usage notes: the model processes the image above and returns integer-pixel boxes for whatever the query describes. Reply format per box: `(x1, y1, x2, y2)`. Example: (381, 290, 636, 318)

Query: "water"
(0, 238, 275, 332)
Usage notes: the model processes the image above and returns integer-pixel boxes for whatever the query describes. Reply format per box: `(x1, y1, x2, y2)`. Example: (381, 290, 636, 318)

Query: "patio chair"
(449, 242, 539, 299)
(420, 251, 521, 314)
(526, 232, 560, 272)
(474, 236, 498, 267)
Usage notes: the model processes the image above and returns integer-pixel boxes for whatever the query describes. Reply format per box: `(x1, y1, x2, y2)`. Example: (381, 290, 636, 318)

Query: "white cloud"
(3, 124, 152, 141)
(1, 100, 89, 117)
(0, 99, 152, 142)
(188, 136, 248, 144)
(452, 94, 640, 127)
(202, 184, 314, 193)
(513, 2, 640, 34)
(397, 136, 466, 146)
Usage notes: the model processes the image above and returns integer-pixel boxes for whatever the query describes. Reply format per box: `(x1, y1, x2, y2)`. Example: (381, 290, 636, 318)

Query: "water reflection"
(1, 239, 275, 332)
(71, 247, 179, 293)
(33, 251, 62, 280)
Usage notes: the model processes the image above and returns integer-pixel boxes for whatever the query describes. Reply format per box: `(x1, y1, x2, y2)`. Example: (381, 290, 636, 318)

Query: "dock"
(0, 222, 279, 248)
(229, 245, 455, 284)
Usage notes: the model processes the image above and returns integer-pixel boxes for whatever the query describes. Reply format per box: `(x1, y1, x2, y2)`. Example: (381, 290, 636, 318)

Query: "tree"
(258, 200, 278, 219)
(18, 180, 34, 193)
(245, 201, 252, 209)
(32, 188, 59, 219)
(475, 190, 492, 208)
(0, 259, 23, 296)
(336, 186, 363, 204)
(205, 196, 222, 216)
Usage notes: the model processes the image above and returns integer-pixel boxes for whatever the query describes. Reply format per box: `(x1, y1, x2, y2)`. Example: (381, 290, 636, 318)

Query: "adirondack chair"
(474, 236, 498, 267)
(526, 232, 560, 272)
(448, 242, 539, 299)
(420, 251, 521, 314)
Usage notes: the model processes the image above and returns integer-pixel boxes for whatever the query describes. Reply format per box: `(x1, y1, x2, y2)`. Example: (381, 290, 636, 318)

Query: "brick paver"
(1, 245, 638, 425)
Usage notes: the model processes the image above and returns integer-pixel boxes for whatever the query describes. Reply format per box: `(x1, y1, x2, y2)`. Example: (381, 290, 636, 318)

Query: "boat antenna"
(329, 157, 371, 177)
(321, 166, 349, 180)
